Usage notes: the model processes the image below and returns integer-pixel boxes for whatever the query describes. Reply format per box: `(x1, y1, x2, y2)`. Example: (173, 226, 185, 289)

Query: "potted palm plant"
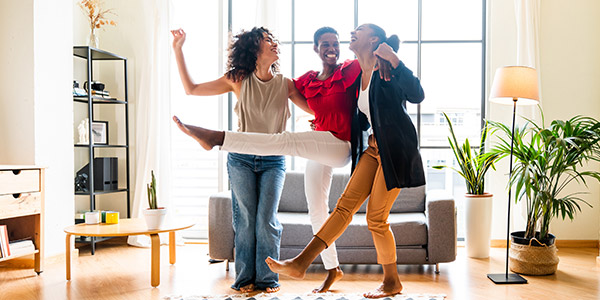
(434, 113, 501, 258)
(488, 113, 600, 275)
(142, 170, 167, 229)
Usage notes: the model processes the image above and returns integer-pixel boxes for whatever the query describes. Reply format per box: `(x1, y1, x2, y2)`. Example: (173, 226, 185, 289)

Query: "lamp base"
(487, 273, 528, 284)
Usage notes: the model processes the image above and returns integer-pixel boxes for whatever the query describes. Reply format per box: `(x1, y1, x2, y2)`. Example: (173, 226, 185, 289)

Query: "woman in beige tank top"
(171, 27, 312, 294)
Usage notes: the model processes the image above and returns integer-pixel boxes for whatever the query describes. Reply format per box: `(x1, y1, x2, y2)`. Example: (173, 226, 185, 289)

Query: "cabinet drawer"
(0, 169, 40, 195)
(0, 192, 42, 219)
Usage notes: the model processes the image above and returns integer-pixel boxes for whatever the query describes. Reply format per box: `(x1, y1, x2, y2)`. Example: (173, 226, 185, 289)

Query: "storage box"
(105, 211, 119, 224)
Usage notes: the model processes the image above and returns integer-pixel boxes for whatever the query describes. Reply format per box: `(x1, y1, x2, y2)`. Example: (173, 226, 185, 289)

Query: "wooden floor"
(0, 242, 598, 300)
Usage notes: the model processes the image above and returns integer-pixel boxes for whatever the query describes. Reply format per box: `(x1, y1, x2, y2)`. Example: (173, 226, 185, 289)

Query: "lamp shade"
(490, 66, 539, 105)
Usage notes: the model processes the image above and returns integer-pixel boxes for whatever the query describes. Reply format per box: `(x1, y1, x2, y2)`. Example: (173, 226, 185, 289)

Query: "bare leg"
(265, 236, 327, 280)
(313, 266, 344, 293)
(363, 263, 403, 298)
(172, 116, 224, 150)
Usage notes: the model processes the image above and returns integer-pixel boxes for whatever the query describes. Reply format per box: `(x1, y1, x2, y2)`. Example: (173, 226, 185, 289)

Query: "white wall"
(487, 0, 600, 240)
(538, 0, 600, 240)
(0, 1, 35, 164)
(0, 0, 74, 257)
(33, 0, 74, 257)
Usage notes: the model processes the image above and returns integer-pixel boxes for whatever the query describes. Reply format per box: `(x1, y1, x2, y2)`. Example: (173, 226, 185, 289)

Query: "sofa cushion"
(278, 172, 425, 214)
(278, 212, 427, 248)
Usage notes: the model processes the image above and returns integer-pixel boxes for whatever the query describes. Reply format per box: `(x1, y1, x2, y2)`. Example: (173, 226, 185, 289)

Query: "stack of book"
(0, 225, 35, 258)
(9, 240, 35, 257)
(91, 89, 111, 98)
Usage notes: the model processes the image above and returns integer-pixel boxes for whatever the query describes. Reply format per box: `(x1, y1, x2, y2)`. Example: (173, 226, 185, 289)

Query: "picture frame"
(91, 121, 108, 145)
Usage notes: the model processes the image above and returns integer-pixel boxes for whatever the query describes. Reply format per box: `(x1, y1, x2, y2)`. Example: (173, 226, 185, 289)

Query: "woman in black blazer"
(265, 23, 425, 298)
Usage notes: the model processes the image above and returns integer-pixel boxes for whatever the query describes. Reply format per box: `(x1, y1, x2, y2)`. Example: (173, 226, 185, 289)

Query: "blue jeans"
(227, 152, 286, 290)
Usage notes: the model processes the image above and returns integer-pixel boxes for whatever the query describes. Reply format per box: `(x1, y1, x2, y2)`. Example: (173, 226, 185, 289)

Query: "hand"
(373, 42, 400, 69)
(309, 119, 316, 131)
(375, 57, 392, 81)
(171, 28, 186, 49)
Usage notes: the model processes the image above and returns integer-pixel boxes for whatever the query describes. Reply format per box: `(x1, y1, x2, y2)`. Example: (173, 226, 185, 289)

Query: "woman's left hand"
(374, 43, 400, 69)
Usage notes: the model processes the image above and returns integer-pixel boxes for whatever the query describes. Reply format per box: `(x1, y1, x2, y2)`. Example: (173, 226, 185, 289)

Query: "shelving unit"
(73, 46, 131, 255)
(0, 166, 45, 274)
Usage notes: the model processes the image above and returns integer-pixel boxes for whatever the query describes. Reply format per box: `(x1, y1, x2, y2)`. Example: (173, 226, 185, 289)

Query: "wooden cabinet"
(0, 165, 45, 274)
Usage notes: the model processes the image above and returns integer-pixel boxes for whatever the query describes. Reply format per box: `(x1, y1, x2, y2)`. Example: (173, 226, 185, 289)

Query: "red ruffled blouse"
(294, 59, 361, 142)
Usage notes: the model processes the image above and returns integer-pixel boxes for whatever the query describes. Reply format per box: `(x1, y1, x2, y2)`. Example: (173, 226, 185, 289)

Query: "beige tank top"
(235, 72, 290, 133)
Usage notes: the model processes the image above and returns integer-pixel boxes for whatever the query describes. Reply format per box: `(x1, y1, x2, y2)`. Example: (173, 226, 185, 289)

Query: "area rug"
(164, 292, 445, 300)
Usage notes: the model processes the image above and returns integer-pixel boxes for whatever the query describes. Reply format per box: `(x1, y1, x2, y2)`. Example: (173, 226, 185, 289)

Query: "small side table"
(64, 218, 194, 287)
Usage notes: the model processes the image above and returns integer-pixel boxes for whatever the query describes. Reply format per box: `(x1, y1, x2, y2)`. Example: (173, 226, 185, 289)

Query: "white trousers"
(305, 160, 340, 270)
(221, 131, 351, 168)
(221, 130, 351, 270)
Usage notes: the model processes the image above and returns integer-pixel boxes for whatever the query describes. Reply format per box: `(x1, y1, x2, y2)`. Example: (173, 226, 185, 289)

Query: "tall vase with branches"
(78, 0, 117, 48)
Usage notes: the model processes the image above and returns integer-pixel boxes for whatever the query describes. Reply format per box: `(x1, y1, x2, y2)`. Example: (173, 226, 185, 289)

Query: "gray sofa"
(209, 171, 456, 272)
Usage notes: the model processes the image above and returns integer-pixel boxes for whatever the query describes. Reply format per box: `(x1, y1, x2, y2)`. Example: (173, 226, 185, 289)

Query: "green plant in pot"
(143, 170, 167, 229)
(488, 113, 600, 275)
(433, 112, 502, 258)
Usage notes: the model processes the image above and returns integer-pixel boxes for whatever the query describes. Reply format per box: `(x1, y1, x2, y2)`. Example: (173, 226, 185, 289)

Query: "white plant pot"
(143, 208, 167, 230)
(464, 193, 493, 258)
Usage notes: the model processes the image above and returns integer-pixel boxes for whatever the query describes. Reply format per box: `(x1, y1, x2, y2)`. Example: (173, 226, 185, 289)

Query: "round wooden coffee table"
(64, 218, 194, 287)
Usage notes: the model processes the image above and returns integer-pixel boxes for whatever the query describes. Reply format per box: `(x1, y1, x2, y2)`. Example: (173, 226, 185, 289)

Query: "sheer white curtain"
(128, 0, 175, 247)
(513, 0, 542, 230)
(515, 0, 542, 112)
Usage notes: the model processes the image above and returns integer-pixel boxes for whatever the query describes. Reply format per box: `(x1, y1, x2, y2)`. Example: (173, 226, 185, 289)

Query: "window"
(169, 0, 226, 239)
(171, 0, 486, 240)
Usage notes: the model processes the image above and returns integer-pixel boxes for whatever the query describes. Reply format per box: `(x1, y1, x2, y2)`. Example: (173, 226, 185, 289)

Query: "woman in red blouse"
(293, 27, 360, 293)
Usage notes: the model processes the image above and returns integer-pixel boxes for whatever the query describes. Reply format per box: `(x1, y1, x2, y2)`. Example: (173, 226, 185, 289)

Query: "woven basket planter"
(509, 232, 559, 275)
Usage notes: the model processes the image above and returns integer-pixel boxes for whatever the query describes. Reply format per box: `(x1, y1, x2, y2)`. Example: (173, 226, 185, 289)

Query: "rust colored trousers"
(315, 135, 401, 265)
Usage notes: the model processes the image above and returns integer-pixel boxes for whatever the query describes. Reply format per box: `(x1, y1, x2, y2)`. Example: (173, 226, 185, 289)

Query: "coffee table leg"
(169, 231, 176, 264)
(66, 233, 71, 280)
(150, 233, 160, 287)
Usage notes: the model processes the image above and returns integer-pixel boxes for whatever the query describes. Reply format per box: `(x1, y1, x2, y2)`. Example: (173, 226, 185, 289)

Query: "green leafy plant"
(488, 113, 600, 241)
(147, 170, 158, 209)
(433, 112, 501, 195)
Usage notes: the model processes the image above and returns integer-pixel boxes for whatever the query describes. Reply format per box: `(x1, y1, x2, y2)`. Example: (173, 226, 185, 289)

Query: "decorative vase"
(87, 27, 99, 49)
(143, 208, 167, 230)
(464, 193, 493, 258)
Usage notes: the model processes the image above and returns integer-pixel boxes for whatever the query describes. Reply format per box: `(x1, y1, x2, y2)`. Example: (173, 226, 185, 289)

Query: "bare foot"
(265, 257, 306, 280)
(313, 266, 344, 293)
(239, 283, 255, 293)
(363, 282, 403, 299)
(265, 286, 280, 293)
(172, 116, 223, 150)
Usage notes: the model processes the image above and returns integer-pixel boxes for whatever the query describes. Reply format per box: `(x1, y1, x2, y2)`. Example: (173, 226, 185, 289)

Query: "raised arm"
(374, 43, 424, 104)
(287, 78, 314, 115)
(172, 29, 236, 96)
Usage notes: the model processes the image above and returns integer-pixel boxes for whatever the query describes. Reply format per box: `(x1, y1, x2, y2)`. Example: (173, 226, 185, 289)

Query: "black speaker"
(76, 157, 118, 191)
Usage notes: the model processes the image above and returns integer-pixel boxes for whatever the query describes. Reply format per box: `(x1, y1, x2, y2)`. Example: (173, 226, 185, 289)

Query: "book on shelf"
(0, 225, 10, 257)
(91, 90, 110, 96)
(9, 240, 35, 256)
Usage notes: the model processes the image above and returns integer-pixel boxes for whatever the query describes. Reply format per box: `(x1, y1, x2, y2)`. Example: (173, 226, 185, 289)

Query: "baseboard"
(491, 239, 599, 248)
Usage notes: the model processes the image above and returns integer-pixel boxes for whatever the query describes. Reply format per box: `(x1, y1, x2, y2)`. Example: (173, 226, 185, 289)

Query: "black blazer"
(350, 61, 426, 190)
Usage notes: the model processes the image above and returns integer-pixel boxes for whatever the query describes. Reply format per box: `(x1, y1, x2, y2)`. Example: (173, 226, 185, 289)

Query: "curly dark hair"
(225, 27, 279, 82)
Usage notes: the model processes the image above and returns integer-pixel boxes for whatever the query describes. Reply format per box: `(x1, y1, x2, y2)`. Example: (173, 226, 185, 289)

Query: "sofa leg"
(226, 259, 230, 271)
(435, 263, 440, 274)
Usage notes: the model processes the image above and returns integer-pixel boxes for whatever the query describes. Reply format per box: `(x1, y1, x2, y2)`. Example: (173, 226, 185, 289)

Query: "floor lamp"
(487, 66, 539, 284)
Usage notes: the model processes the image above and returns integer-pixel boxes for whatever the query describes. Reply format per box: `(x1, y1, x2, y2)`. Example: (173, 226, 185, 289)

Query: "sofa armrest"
(208, 191, 235, 261)
(425, 190, 457, 263)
